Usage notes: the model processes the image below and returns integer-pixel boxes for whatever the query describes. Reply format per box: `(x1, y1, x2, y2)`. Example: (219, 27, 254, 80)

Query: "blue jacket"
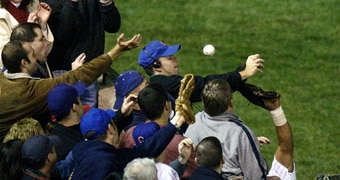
(190, 166, 224, 180)
(71, 122, 177, 180)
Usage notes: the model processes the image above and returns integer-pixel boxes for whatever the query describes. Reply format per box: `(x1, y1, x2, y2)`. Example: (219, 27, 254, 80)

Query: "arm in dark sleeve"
(117, 123, 177, 169)
(189, 70, 242, 102)
(135, 123, 177, 157)
(100, 1, 121, 33)
(169, 158, 187, 177)
(152, 68, 243, 103)
(113, 109, 133, 135)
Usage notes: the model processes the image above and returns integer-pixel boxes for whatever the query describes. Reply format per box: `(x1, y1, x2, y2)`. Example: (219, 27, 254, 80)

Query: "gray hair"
(123, 158, 157, 180)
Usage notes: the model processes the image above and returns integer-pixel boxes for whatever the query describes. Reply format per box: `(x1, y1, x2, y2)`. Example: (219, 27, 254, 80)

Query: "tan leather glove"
(175, 74, 195, 124)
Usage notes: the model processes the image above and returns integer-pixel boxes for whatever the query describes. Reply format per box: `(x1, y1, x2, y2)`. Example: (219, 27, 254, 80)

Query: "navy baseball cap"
(138, 41, 181, 68)
(47, 82, 86, 119)
(22, 135, 61, 161)
(80, 108, 116, 140)
(114, 70, 144, 110)
(132, 122, 160, 146)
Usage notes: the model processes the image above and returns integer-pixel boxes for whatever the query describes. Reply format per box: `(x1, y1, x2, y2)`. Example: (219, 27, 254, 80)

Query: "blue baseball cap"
(114, 70, 144, 110)
(80, 108, 116, 140)
(138, 41, 181, 68)
(132, 122, 160, 146)
(22, 135, 61, 161)
(47, 82, 86, 119)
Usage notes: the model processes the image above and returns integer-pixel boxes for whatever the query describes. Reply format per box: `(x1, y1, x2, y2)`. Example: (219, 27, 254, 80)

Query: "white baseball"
(203, 44, 215, 56)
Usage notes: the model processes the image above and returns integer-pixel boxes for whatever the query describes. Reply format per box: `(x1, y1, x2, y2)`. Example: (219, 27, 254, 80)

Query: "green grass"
(105, 0, 340, 179)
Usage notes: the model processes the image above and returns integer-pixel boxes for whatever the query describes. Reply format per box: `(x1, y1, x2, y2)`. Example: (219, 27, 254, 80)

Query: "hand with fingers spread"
(240, 54, 265, 80)
(117, 33, 142, 51)
(71, 53, 86, 70)
(107, 33, 142, 61)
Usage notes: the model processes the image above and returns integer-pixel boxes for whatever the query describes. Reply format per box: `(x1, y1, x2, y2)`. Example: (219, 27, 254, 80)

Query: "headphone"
(143, 47, 161, 68)
(153, 61, 161, 68)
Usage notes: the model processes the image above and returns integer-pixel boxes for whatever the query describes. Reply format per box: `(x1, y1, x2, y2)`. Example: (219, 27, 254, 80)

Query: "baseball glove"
(242, 83, 279, 109)
(175, 74, 195, 124)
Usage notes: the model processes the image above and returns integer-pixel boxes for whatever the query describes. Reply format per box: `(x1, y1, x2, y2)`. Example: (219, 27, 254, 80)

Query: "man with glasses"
(9, 23, 52, 78)
(137, 40, 273, 109)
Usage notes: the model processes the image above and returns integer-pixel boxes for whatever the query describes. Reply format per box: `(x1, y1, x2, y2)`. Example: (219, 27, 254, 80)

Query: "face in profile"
(157, 55, 179, 76)
(23, 42, 38, 74)
(30, 28, 50, 64)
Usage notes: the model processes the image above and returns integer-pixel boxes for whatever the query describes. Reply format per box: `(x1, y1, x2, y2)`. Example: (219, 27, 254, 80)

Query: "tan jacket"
(0, 54, 111, 139)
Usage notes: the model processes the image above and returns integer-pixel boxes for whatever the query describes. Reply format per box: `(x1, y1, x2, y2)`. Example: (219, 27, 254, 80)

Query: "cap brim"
(48, 135, 62, 147)
(105, 109, 116, 118)
(73, 82, 86, 96)
(113, 96, 124, 109)
(160, 44, 181, 57)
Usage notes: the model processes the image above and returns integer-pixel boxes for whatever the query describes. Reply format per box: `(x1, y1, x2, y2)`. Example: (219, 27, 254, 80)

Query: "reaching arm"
(264, 96, 294, 172)
(107, 33, 142, 61)
(274, 122, 294, 172)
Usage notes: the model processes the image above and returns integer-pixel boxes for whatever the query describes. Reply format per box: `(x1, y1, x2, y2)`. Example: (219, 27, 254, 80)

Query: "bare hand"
(36, 3, 52, 30)
(27, 12, 39, 24)
(242, 54, 264, 79)
(178, 138, 193, 164)
(121, 94, 138, 116)
(170, 111, 185, 129)
(117, 33, 142, 51)
(71, 53, 86, 70)
(257, 136, 271, 146)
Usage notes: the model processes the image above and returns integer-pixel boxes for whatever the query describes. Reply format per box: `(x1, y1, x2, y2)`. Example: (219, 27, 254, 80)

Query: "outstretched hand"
(37, 3, 51, 28)
(71, 53, 86, 70)
(117, 33, 142, 51)
(241, 54, 264, 79)
(27, 3, 51, 30)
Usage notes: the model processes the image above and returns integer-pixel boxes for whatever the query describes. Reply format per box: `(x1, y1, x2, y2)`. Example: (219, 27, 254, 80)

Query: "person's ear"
(230, 99, 234, 108)
(194, 157, 198, 165)
(107, 124, 114, 135)
(71, 103, 77, 112)
(21, 59, 28, 69)
(108, 123, 117, 135)
(165, 100, 171, 111)
(47, 148, 55, 163)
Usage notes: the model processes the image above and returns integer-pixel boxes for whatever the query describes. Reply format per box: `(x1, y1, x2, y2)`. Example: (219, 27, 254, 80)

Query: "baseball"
(203, 44, 215, 56)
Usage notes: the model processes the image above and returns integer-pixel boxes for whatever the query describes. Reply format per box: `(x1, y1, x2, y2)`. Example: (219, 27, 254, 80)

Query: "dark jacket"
(149, 67, 245, 103)
(21, 167, 62, 180)
(43, 0, 121, 71)
(123, 109, 147, 132)
(190, 166, 224, 180)
(51, 123, 83, 161)
(71, 122, 177, 179)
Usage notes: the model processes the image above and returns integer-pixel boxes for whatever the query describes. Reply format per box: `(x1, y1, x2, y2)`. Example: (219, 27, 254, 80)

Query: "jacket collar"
(3, 70, 40, 80)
